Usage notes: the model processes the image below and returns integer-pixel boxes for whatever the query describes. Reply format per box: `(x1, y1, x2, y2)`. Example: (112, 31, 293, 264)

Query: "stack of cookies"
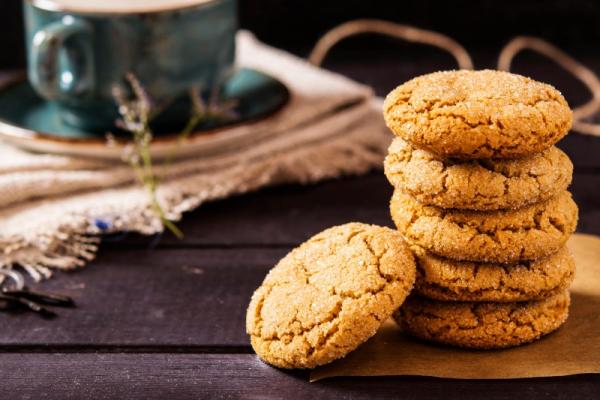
(246, 70, 580, 369)
(383, 70, 579, 349)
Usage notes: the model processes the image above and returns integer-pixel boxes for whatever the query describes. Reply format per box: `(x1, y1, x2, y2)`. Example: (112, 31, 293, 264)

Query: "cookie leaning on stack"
(383, 70, 579, 349)
(246, 223, 417, 369)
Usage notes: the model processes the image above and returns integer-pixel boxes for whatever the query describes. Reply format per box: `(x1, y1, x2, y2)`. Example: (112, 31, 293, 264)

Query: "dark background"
(3, 0, 600, 69)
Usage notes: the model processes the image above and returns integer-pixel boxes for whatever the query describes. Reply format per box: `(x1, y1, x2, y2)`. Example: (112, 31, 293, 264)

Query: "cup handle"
(29, 16, 94, 100)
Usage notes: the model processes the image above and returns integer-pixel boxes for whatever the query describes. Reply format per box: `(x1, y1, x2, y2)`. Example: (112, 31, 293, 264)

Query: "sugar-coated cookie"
(413, 246, 575, 302)
(384, 137, 573, 210)
(383, 70, 572, 159)
(390, 190, 578, 263)
(246, 223, 416, 369)
(395, 291, 570, 349)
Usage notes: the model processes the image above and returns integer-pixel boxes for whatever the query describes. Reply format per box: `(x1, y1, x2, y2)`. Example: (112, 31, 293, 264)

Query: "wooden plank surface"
(2, 58, 600, 399)
(1, 148, 599, 399)
(0, 248, 283, 347)
(1, 353, 598, 400)
(1, 172, 599, 349)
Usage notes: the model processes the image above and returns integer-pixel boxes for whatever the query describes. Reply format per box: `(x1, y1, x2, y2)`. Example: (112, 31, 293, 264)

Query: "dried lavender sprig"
(108, 74, 242, 238)
(162, 85, 239, 170)
(110, 73, 183, 239)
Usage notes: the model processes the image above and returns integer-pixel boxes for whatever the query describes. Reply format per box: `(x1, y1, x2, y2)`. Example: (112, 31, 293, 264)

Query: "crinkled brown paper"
(311, 233, 600, 381)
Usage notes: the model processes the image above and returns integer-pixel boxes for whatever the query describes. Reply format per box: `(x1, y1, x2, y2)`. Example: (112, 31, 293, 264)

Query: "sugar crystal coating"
(246, 223, 416, 368)
(383, 70, 572, 159)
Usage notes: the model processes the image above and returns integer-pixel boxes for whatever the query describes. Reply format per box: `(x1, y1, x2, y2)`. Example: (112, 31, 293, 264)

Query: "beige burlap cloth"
(0, 31, 390, 280)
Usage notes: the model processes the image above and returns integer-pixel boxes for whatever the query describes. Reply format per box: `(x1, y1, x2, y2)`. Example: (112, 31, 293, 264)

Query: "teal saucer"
(0, 68, 289, 143)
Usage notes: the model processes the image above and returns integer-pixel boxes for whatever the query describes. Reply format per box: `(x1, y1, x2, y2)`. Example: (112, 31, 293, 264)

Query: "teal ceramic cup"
(23, 0, 237, 132)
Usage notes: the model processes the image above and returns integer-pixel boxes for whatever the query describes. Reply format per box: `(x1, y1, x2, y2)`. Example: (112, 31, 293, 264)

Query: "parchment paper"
(311, 233, 600, 381)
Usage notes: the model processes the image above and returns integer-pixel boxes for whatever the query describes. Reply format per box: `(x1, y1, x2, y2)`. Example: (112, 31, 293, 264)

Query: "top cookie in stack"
(382, 70, 579, 349)
(383, 69, 572, 160)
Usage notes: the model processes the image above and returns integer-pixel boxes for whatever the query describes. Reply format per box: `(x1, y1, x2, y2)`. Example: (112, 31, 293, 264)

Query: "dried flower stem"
(136, 129, 184, 239)
(111, 75, 239, 239)
(162, 85, 239, 169)
(112, 73, 183, 239)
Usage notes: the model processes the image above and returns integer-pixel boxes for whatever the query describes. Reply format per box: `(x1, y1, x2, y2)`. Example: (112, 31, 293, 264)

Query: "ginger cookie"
(390, 189, 578, 263)
(384, 137, 573, 210)
(246, 222, 416, 369)
(394, 291, 570, 349)
(383, 70, 572, 159)
(413, 246, 575, 302)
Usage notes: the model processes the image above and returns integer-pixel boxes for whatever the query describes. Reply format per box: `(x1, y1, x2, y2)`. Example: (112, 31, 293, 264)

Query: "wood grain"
(2, 57, 600, 398)
(1, 173, 599, 350)
(0, 353, 598, 400)
(0, 248, 285, 347)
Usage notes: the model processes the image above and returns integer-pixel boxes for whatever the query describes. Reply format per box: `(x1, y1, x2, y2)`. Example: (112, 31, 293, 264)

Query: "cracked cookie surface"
(390, 189, 578, 263)
(394, 291, 570, 349)
(246, 222, 416, 369)
(413, 245, 575, 302)
(383, 70, 572, 159)
(384, 137, 573, 210)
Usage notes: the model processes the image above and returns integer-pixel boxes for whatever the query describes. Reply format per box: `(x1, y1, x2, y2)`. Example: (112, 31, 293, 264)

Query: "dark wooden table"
(1, 55, 600, 399)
